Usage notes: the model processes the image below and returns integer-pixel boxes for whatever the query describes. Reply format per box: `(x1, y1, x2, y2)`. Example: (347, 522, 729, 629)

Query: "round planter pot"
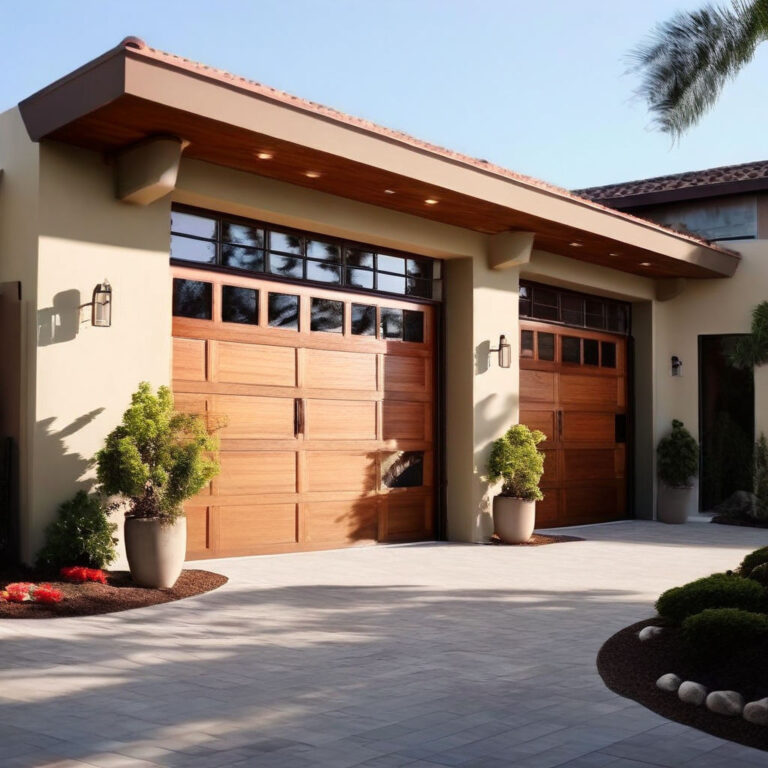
(124, 516, 187, 589)
(493, 496, 536, 544)
(658, 485, 692, 525)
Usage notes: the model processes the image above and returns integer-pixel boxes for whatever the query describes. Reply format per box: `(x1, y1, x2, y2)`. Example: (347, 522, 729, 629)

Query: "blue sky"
(4, 0, 767, 189)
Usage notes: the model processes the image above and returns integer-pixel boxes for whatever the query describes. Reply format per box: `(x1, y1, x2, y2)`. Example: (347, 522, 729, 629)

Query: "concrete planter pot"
(124, 516, 186, 588)
(658, 485, 692, 525)
(493, 496, 536, 543)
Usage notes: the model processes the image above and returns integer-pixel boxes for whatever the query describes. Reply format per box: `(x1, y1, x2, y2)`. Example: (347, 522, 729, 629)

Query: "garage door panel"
(186, 506, 210, 554)
(562, 412, 615, 443)
(306, 452, 377, 493)
(382, 401, 429, 441)
(564, 449, 615, 481)
(305, 399, 376, 440)
(305, 498, 378, 543)
(559, 374, 617, 405)
(173, 338, 207, 382)
(212, 394, 295, 439)
(219, 504, 297, 549)
(384, 355, 428, 392)
(384, 492, 432, 538)
(217, 341, 296, 387)
(216, 451, 296, 495)
(305, 349, 376, 391)
(519, 410, 554, 443)
(520, 370, 554, 403)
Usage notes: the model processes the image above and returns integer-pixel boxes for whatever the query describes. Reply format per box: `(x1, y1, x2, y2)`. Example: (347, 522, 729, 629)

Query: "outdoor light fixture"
(256, 151, 273, 160)
(91, 280, 112, 327)
(671, 355, 683, 377)
(305, 170, 321, 179)
(490, 334, 512, 369)
(424, 198, 439, 205)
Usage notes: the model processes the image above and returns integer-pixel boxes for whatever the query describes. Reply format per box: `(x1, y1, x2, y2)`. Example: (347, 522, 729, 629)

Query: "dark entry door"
(699, 335, 754, 510)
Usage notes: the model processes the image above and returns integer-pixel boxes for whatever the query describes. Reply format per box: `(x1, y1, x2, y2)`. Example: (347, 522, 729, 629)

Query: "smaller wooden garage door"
(519, 320, 628, 527)
(171, 266, 436, 559)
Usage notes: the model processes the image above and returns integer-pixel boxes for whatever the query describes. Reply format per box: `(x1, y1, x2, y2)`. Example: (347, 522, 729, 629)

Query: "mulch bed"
(598, 618, 768, 752)
(0, 568, 227, 619)
(489, 532, 584, 546)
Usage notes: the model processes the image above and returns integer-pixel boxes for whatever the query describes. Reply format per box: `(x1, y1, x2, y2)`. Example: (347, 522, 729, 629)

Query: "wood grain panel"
(218, 504, 297, 549)
(564, 484, 620, 524)
(304, 399, 377, 440)
(562, 412, 615, 443)
(519, 410, 554, 443)
(563, 449, 615, 481)
(173, 338, 206, 382)
(217, 341, 296, 386)
(212, 394, 295, 439)
(385, 493, 430, 537)
(185, 506, 209, 552)
(216, 452, 296, 495)
(559, 375, 617, 405)
(384, 355, 427, 391)
(305, 349, 377, 391)
(533, 492, 559, 527)
(306, 452, 377, 493)
(520, 370, 555, 403)
(305, 498, 378, 543)
(382, 402, 427, 441)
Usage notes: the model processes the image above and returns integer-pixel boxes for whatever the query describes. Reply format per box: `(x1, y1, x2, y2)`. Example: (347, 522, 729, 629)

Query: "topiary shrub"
(36, 491, 117, 570)
(656, 572, 764, 625)
(96, 382, 221, 522)
(487, 424, 546, 501)
(739, 546, 768, 577)
(657, 419, 699, 488)
(683, 608, 768, 661)
(746, 562, 768, 587)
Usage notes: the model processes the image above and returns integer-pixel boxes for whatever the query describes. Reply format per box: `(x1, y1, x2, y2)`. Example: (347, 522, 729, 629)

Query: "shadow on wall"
(37, 289, 85, 346)
(475, 340, 491, 375)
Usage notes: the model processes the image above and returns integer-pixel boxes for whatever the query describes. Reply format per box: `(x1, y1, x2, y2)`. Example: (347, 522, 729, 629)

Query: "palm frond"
(630, 0, 768, 136)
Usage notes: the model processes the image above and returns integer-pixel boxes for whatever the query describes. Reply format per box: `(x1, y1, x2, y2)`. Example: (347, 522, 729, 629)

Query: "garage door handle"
(557, 410, 563, 440)
(294, 398, 305, 437)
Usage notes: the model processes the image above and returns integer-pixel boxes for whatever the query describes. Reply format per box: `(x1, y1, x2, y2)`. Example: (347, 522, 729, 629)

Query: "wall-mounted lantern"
(671, 355, 683, 377)
(92, 280, 112, 327)
(490, 334, 512, 369)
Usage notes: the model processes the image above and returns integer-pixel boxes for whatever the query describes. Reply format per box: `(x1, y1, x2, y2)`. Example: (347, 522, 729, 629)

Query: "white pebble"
(638, 626, 664, 642)
(744, 698, 768, 726)
(656, 673, 682, 692)
(706, 690, 744, 716)
(678, 681, 707, 706)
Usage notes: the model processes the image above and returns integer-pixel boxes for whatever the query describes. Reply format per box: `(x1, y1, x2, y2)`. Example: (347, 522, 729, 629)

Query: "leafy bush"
(729, 301, 768, 370)
(656, 572, 764, 625)
(739, 546, 768, 577)
(683, 608, 768, 661)
(746, 562, 768, 587)
(657, 419, 699, 488)
(752, 434, 768, 520)
(487, 424, 546, 501)
(96, 382, 221, 522)
(36, 491, 117, 570)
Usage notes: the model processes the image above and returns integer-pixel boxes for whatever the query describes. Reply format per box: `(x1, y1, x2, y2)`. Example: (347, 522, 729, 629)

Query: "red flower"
(60, 566, 107, 584)
(33, 584, 63, 604)
(4, 583, 35, 602)
(85, 569, 107, 584)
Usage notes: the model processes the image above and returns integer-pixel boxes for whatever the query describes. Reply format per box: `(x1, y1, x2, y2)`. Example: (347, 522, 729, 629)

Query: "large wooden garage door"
(171, 265, 436, 558)
(519, 320, 628, 527)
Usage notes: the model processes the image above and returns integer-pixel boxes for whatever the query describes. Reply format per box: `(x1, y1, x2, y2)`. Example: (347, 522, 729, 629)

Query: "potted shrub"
(487, 424, 546, 543)
(657, 419, 699, 524)
(96, 382, 220, 588)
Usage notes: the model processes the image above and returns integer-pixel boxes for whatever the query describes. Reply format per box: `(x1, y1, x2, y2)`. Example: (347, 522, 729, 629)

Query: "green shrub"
(656, 573, 764, 625)
(683, 608, 768, 661)
(739, 546, 768, 577)
(96, 382, 221, 522)
(753, 435, 768, 520)
(487, 424, 546, 501)
(747, 562, 768, 587)
(36, 491, 117, 570)
(657, 419, 699, 488)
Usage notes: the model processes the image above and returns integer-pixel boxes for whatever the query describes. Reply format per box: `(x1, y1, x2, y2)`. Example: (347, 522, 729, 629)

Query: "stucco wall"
(27, 140, 172, 563)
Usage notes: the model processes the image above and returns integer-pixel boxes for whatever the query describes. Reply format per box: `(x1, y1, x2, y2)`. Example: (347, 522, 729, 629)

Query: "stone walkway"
(2, 520, 768, 767)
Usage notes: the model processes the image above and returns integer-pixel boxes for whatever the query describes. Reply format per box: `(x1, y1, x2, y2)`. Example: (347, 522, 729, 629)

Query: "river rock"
(638, 626, 664, 642)
(678, 681, 707, 706)
(744, 698, 768, 725)
(656, 673, 682, 692)
(706, 690, 744, 716)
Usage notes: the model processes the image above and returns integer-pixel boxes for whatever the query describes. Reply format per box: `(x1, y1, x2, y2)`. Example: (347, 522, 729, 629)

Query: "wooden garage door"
(171, 265, 435, 558)
(519, 320, 627, 527)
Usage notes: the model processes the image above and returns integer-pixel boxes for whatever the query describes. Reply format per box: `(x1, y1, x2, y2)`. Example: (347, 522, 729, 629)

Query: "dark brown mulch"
(598, 618, 768, 752)
(711, 514, 768, 529)
(489, 532, 584, 546)
(0, 568, 227, 619)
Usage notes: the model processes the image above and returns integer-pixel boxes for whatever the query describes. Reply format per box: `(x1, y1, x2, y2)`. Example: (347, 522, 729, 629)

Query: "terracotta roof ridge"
(114, 37, 739, 260)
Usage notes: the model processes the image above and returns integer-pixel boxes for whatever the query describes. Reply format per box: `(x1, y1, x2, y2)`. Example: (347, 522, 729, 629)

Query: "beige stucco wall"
(0, 108, 40, 557)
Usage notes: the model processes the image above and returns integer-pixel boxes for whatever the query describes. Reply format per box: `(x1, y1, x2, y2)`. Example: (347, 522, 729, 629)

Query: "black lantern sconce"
(490, 334, 512, 369)
(671, 355, 683, 377)
(91, 280, 112, 327)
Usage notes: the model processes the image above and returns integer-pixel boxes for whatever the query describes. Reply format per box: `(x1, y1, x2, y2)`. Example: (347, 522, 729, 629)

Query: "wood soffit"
(17, 38, 740, 281)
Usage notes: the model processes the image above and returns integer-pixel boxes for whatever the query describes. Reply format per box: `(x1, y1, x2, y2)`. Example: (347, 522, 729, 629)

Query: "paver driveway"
(2, 520, 768, 768)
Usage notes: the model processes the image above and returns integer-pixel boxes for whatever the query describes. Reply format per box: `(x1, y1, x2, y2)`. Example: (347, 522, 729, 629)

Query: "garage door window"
(222, 285, 258, 325)
(268, 292, 299, 329)
(173, 279, 212, 319)
(310, 298, 343, 333)
(382, 451, 424, 488)
(351, 304, 376, 335)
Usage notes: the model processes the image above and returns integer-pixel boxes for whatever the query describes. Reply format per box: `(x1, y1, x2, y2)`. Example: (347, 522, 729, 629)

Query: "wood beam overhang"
(18, 38, 740, 280)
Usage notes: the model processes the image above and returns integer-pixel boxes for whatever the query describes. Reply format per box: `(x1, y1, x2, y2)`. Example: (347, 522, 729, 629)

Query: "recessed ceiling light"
(569, 241, 583, 248)
(609, 251, 620, 257)
(256, 151, 273, 160)
(305, 170, 321, 179)
(640, 261, 652, 267)
(384, 189, 396, 194)
(425, 198, 439, 205)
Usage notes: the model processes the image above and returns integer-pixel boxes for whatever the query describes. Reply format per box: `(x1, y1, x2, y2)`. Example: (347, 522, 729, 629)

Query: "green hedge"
(683, 608, 768, 660)
(740, 546, 768, 578)
(656, 573, 764, 625)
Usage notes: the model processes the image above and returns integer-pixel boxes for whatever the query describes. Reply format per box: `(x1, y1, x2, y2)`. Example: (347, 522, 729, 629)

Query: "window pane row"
(171, 208, 441, 299)
(519, 328, 616, 368)
(172, 279, 424, 342)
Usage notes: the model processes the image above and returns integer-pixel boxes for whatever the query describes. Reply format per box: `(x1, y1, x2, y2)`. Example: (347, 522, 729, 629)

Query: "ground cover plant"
(598, 545, 768, 751)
